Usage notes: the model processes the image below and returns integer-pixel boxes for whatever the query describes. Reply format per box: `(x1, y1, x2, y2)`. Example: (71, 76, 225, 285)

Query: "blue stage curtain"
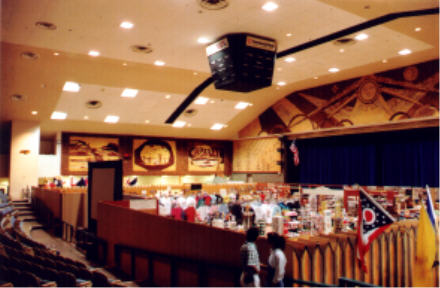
(286, 127, 439, 187)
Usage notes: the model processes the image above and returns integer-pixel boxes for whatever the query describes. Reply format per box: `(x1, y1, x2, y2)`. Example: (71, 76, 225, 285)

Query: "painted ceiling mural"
(239, 60, 439, 138)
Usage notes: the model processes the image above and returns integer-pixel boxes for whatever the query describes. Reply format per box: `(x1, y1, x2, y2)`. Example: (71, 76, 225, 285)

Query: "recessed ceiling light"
(104, 115, 119, 123)
(197, 37, 211, 44)
(172, 120, 186, 128)
(209, 100, 215, 104)
(84, 116, 89, 120)
(53, 52, 59, 56)
(355, 33, 369, 41)
(120, 21, 134, 29)
(286, 33, 292, 37)
(277, 67, 282, 72)
(31, 111, 38, 115)
(277, 81, 286, 86)
(235, 102, 251, 110)
(415, 27, 422, 32)
(51, 111, 67, 120)
(284, 57, 296, 63)
(63, 81, 80, 92)
(122, 62, 127, 66)
(154, 60, 165, 66)
(88, 50, 100, 57)
(145, 120, 150, 124)
(382, 59, 388, 63)
(313, 76, 319, 79)
(121, 88, 138, 98)
(165, 94, 171, 99)
(262, 1, 279, 12)
(398, 49, 412, 55)
(193, 72, 198, 75)
(328, 67, 340, 73)
(194, 96, 209, 105)
(187, 123, 192, 127)
(210, 123, 225, 130)
(339, 48, 345, 53)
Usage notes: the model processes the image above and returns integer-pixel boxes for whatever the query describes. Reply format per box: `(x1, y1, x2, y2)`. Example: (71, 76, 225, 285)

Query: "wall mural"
(68, 136, 121, 172)
(132, 139, 177, 172)
(187, 143, 225, 172)
(239, 60, 439, 138)
(233, 138, 281, 173)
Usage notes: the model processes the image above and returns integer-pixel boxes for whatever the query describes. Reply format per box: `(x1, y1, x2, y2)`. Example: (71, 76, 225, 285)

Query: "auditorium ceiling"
(1, 0, 438, 139)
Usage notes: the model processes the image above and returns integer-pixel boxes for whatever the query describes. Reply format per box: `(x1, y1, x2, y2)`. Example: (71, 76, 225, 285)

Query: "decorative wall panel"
(132, 139, 177, 172)
(67, 135, 121, 172)
(233, 138, 281, 173)
(239, 60, 439, 138)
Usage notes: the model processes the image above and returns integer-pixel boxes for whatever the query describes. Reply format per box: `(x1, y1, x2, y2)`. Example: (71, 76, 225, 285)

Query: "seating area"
(0, 196, 128, 287)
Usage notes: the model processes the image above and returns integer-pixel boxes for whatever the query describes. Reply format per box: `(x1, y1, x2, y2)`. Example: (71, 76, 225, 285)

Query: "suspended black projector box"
(206, 33, 277, 93)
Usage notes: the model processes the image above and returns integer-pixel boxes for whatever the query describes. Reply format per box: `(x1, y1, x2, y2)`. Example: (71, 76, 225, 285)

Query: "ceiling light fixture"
(154, 60, 165, 66)
(194, 96, 209, 105)
(209, 100, 215, 104)
(277, 81, 286, 86)
(88, 50, 100, 57)
(31, 111, 38, 115)
(122, 62, 127, 66)
(313, 76, 319, 79)
(104, 115, 119, 123)
(51, 111, 67, 120)
(328, 67, 340, 73)
(120, 21, 134, 29)
(172, 120, 186, 128)
(121, 88, 138, 98)
(63, 81, 80, 92)
(235, 102, 250, 110)
(339, 48, 345, 53)
(262, 1, 279, 12)
(84, 116, 89, 120)
(145, 120, 150, 124)
(53, 52, 59, 56)
(284, 57, 296, 63)
(398, 48, 412, 55)
(197, 37, 211, 44)
(286, 33, 292, 37)
(382, 59, 388, 63)
(210, 123, 225, 130)
(415, 27, 422, 32)
(165, 94, 171, 99)
(355, 33, 369, 41)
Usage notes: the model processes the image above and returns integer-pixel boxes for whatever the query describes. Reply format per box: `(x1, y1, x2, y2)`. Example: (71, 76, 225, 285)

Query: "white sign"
(130, 199, 157, 210)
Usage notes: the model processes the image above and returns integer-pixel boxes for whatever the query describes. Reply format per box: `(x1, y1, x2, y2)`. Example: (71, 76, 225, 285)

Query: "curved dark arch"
(287, 114, 317, 130)
(389, 111, 410, 121)
(338, 119, 354, 126)
(165, 8, 439, 124)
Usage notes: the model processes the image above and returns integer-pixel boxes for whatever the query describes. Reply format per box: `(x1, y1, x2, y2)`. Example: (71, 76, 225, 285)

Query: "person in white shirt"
(267, 233, 287, 287)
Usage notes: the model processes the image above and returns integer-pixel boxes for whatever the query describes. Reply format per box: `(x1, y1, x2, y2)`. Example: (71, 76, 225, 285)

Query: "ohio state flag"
(356, 187, 395, 272)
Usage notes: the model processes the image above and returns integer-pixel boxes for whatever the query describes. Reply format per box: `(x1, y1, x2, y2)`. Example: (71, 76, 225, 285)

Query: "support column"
(10, 121, 40, 200)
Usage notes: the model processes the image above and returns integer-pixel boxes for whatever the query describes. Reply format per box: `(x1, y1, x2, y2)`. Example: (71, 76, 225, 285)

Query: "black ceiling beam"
(165, 76, 214, 124)
(165, 7, 438, 124)
(277, 7, 438, 58)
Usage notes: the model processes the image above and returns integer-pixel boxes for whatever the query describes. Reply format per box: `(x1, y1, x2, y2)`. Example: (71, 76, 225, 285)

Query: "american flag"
(289, 140, 300, 166)
(356, 187, 395, 272)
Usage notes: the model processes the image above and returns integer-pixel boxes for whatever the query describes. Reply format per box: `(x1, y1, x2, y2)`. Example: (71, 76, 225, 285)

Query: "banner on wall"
(68, 136, 121, 172)
(132, 139, 177, 172)
(187, 143, 225, 172)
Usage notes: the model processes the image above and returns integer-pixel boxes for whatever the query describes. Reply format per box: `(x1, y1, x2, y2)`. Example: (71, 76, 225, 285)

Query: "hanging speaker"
(206, 33, 277, 93)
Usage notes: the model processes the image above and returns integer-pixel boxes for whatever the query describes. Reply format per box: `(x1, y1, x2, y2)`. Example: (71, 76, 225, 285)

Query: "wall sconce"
(19, 149, 31, 155)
